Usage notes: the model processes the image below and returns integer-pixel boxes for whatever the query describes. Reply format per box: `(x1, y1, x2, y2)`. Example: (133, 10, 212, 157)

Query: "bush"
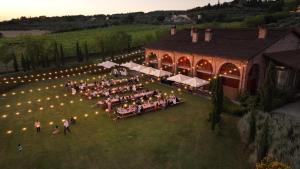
(223, 97, 248, 116)
(244, 15, 265, 27)
(265, 11, 289, 24)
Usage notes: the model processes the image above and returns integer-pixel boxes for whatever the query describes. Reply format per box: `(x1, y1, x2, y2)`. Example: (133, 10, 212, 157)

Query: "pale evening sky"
(0, 0, 228, 21)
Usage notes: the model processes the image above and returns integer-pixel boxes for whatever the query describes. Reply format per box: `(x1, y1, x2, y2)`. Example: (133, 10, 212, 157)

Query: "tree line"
(0, 31, 155, 73)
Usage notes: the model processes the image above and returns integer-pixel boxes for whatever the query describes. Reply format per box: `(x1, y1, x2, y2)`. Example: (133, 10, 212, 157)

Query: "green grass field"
(0, 73, 249, 169)
(0, 25, 168, 56)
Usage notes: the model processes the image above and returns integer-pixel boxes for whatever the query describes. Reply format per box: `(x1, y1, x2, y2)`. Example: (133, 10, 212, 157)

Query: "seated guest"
(52, 125, 60, 135)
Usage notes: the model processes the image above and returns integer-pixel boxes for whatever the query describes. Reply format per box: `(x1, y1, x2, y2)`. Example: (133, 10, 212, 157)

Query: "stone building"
(144, 26, 300, 99)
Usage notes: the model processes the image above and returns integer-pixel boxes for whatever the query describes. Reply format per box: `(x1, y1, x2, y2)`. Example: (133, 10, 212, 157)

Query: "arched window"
(148, 53, 158, 63)
(148, 53, 158, 68)
(219, 63, 240, 88)
(177, 56, 191, 75)
(196, 59, 213, 80)
(161, 55, 173, 72)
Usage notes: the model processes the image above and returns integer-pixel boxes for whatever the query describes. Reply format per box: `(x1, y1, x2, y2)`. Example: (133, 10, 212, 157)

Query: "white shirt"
(64, 120, 69, 127)
(35, 122, 41, 128)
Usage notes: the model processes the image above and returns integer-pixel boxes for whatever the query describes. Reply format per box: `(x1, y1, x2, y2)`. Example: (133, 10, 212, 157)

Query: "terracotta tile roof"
(145, 28, 290, 61)
(264, 49, 300, 70)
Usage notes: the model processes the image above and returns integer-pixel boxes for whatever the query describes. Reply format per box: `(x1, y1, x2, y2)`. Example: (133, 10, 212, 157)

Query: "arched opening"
(195, 59, 213, 80)
(247, 64, 259, 95)
(148, 53, 158, 68)
(177, 56, 191, 76)
(219, 63, 241, 99)
(161, 55, 173, 72)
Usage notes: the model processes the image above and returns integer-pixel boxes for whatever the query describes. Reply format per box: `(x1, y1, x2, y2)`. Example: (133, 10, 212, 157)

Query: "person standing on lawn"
(34, 120, 41, 133)
(63, 120, 71, 135)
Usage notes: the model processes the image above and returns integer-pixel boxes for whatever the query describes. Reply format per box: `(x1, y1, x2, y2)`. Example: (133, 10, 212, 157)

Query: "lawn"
(0, 73, 249, 169)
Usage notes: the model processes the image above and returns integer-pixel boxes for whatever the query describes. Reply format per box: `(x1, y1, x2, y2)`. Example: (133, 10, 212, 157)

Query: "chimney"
(204, 29, 212, 42)
(258, 26, 268, 39)
(192, 29, 199, 43)
(171, 25, 176, 36)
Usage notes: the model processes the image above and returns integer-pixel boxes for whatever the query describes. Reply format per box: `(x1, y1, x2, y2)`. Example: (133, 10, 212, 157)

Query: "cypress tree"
(12, 52, 19, 72)
(59, 44, 65, 65)
(21, 54, 27, 72)
(45, 55, 50, 67)
(25, 56, 31, 71)
(76, 41, 83, 62)
(210, 76, 224, 130)
(84, 42, 89, 61)
(53, 42, 60, 67)
(259, 61, 276, 112)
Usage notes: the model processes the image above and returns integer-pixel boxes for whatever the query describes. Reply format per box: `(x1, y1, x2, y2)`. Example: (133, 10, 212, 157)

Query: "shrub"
(244, 15, 265, 27)
(256, 156, 291, 169)
(223, 97, 248, 116)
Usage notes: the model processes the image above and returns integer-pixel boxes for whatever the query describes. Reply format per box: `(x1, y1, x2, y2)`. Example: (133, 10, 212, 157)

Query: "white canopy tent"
(131, 65, 148, 72)
(151, 69, 172, 77)
(182, 77, 209, 88)
(120, 61, 140, 69)
(97, 61, 119, 69)
(140, 67, 157, 75)
(167, 74, 191, 83)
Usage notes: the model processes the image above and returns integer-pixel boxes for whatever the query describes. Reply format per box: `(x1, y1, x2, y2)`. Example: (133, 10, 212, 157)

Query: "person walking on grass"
(17, 144, 23, 152)
(34, 120, 41, 133)
(63, 120, 71, 135)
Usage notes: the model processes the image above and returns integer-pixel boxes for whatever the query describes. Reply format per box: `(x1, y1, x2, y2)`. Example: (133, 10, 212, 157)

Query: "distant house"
(145, 26, 300, 99)
(166, 15, 193, 24)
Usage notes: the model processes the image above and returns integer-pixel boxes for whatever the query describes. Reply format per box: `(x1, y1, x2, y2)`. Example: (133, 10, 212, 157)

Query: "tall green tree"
(22, 37, 46, 71)
(259, 61, 276, 112)
(84, 42, 89, 61)
(12, 52, 19, 72)
(21, 54, 27, 71)
(210, 76, 224, 130)
(76, 41, 83, 62)
(59, 44, 65, 65)
(53, 41, 60, 67)
(0, 43, 13, 71)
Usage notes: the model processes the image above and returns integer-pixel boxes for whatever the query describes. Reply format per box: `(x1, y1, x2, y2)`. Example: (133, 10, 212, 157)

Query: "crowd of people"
(112, 68, 128, 77)
(116, 94, 181, 118)
(65, 75, 182, 119)
(65, 76, 141, 99)
(97, 90, 157, 111)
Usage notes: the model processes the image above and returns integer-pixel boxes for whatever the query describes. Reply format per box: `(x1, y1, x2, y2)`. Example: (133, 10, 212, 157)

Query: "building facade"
(144, 27, 300, 99)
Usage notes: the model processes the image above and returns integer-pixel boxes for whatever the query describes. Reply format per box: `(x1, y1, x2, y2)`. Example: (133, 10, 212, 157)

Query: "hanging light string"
(2, 74, 173, 136)
(1, 74, 158, 115)
(2, 76, 145, 110)
(0, 51, 144, 85)
(1, 56, 145, 98)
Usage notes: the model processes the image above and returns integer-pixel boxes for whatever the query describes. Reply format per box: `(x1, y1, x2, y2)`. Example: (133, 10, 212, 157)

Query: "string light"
(6, 130, 12, 134)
